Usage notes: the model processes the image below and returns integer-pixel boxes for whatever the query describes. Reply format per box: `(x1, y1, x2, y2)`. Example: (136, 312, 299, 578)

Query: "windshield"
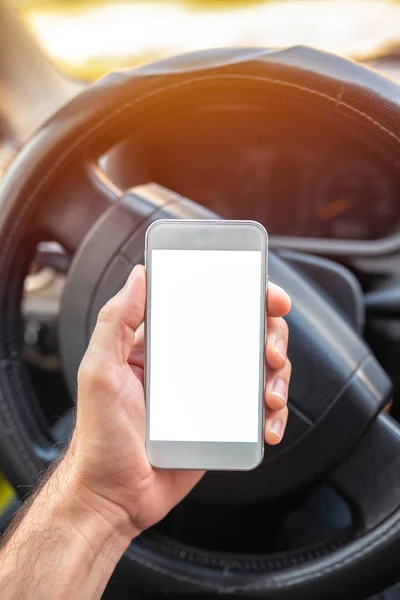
(15, 0, 400, 81)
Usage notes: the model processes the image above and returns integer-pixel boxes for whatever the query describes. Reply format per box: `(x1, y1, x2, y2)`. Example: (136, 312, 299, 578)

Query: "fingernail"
(274, 338, 287, 361)
(127, 264, 141, 284)
(272, 378, 287, 404)
(271, 419, 283, 440)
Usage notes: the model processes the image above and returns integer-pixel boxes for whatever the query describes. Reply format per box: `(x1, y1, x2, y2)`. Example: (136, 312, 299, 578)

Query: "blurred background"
(14, 0, 400, 82)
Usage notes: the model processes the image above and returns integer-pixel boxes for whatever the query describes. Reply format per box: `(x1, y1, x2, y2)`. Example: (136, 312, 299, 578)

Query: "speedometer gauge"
(313, 160, 398, 240)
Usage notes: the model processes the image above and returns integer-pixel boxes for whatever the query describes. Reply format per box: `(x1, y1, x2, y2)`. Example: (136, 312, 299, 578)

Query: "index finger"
(267, 282, 291, 318)
(87, 264, 146, 365)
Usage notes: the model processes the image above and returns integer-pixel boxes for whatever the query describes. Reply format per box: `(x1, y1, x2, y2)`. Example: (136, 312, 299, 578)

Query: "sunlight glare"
(22, 1, 400, 79)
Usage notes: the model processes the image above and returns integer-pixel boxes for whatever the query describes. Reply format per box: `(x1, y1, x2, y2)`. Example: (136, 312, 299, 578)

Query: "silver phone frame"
(145, 219, 268, 470)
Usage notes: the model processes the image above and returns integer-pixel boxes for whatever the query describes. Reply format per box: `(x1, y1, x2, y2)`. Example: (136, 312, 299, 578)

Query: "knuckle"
(281, 405, 289, 421)
(78, 357, 114, 392)
(97, 301, 115, 325)
(280, 317, 289, 339)
(268, 317, 289, 345)
(285, 357, 292, 378)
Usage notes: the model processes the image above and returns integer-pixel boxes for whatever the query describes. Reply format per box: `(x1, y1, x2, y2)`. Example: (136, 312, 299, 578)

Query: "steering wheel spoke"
(33, 162, 121, 253)
(330, 412, 400, 531)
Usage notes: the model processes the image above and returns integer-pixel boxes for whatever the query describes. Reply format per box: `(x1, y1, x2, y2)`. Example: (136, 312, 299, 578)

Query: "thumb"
(86, 264, 146, 365)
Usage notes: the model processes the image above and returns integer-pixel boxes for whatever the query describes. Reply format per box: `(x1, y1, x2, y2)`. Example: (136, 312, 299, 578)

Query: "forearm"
(0, 454, 137, 600)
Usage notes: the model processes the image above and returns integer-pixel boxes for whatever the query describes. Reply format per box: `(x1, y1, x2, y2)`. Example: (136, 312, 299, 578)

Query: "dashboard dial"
(313, 160, 397, 240)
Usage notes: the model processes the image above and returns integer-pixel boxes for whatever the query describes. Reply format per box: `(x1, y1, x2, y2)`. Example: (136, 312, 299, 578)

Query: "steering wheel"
(0, 46, 399, 598)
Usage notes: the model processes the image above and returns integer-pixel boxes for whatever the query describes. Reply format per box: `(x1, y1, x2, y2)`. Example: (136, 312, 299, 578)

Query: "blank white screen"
(149, 250, 262, 443)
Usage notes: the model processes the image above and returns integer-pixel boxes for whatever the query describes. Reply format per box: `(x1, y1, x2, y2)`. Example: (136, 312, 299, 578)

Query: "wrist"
(0, 453, 139, 600)
(46, 452, 139, 562)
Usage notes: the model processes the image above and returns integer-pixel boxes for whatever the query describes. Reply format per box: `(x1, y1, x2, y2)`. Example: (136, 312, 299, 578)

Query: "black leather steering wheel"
(0, 46, 400, 598)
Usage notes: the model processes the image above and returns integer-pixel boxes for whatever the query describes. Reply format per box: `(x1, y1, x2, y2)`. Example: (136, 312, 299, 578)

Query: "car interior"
(2, 0, 400, 598)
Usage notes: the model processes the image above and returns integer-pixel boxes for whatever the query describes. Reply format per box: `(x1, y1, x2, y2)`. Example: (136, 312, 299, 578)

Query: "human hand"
(67, 264, 291, 539)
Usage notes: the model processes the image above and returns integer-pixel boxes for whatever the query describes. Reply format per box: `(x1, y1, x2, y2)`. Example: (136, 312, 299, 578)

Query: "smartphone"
(145, 220, 267, 470)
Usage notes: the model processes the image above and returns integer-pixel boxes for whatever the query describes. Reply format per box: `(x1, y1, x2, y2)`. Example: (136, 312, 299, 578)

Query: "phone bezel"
(145, 219, 268, 470)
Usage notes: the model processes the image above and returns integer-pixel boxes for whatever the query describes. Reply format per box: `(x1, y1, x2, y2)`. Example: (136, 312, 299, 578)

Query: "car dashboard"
(104, 103, 400, 246)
